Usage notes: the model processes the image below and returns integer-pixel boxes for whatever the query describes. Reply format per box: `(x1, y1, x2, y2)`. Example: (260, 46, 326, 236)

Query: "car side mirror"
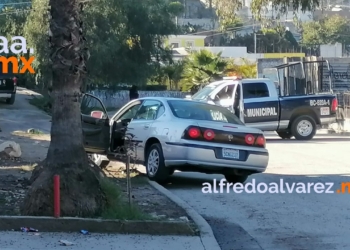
(91, 110, 105, 119)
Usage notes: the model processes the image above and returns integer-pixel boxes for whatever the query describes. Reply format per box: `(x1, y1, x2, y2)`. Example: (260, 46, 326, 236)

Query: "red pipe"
(53, 175, 60, 218)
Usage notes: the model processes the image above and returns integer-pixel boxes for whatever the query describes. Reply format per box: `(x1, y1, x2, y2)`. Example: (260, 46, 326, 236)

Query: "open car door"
(81, 94, 110, 154)
(232, 83, 244, 123)
(238, 82, 244, 123)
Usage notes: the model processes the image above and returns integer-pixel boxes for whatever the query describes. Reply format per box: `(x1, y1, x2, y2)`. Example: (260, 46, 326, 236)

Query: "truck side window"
(243, 82, 269, 99)
(216, 85, 234, 100)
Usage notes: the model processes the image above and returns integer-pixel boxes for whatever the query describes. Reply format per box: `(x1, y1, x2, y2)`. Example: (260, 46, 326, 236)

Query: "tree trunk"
(20, 0, 107, 217)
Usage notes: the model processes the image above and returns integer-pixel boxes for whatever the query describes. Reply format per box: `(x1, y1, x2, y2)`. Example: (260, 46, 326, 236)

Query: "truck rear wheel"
(291, 115, 316, 140)
(6, 94, 15, 105)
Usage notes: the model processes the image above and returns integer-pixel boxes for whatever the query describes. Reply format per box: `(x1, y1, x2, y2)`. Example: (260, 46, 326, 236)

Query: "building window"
(186, 41, 194, 48)
(171, 43, 179, 48)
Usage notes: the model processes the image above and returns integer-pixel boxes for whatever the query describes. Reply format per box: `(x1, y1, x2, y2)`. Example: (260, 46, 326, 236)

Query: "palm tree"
(21, 0, 106, 216)
(181, 49, 227, 91)
(225, 58, 257, 78)
(161, 61, 184, 90)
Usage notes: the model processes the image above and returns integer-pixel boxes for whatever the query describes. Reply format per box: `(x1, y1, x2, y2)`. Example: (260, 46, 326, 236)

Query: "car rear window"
(167, 100, 243, 125)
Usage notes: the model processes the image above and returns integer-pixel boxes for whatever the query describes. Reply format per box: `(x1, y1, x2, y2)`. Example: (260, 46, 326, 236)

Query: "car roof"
(204, 78, 271, 87)
(137, 96, 208, 104)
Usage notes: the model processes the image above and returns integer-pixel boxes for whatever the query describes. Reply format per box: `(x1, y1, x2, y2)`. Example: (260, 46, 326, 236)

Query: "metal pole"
(126, 155, 132, 206)
(254, 32, 257, 54)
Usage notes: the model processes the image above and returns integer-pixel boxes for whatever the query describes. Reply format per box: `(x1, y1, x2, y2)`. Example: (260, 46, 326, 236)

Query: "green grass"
(0, 197, 5, 205)
(29, 95, 52, 115)
(100, 178, 151, 220)
(27, 128, 44, 134)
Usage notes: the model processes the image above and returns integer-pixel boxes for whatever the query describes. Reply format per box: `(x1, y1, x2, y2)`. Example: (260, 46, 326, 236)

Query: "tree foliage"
(181, 49, 227, 90)
(250, 0, 319, 20)
(3, 0, 180, 89)
(212, 0, 243, 29)
(227, 26, 299, 53)
(301, 15, 350, 47)
(226, 58, 257, 78)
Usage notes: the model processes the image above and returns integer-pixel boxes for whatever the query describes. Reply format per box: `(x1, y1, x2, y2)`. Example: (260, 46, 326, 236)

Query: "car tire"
(145, 143, 170, 183)
(6, 94, 15, 105)
(224, 174, 249, 184)
(277, 131, 292, 139)
(88, 153, 110, 169)
(291, 115, 316, 140)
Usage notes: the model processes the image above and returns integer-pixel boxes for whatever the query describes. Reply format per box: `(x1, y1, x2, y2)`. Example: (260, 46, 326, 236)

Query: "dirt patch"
(0, 158, 32, 215)
(104, 163, 190, 221)
(0, 131, 192, 224)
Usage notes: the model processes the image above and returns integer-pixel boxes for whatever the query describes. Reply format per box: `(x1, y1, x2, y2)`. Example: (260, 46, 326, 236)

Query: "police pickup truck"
(189, 76, 338, 140)
(0, 64, 17, 105)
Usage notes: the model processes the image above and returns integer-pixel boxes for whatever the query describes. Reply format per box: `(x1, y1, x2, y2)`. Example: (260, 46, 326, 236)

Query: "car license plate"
(222, 148, 239, 159)
(320, 107, 330, 116)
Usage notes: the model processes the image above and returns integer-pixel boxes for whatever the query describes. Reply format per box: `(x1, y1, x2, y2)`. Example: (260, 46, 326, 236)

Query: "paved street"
(0, 87, 51, 134)
(164, 134, 350, 250)
(0, 232, 204, 249)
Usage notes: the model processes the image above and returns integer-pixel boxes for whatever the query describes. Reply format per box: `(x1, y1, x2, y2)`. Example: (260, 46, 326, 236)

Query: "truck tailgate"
(0, 78, 15, 92)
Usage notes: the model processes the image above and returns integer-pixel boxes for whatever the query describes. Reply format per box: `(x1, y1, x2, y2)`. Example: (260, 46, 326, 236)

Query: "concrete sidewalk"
(0, 231, 205, 250)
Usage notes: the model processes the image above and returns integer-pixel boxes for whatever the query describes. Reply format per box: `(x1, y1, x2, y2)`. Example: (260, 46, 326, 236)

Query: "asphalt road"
(0, 87, 51, 134)
(163, 134, 350, 250)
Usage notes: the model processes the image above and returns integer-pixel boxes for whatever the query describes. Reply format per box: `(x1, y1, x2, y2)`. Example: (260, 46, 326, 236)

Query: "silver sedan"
(82, 95, 269, 183)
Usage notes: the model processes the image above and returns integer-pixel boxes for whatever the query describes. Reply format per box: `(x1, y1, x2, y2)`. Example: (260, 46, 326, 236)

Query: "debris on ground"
(20, 227, 38, 232)
(59, 240, 75, 246)
(80, 230, 89, 235)
(0, 141, 22, 158)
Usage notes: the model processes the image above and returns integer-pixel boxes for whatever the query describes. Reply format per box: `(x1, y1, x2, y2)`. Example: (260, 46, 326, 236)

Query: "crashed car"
(82, 94, 269, 183)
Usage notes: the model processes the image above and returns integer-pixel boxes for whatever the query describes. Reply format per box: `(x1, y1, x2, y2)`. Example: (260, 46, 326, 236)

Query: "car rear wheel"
(277, 131, 292, 139)
(6, 94, 15, 105)
(88, 153, 110, 169)
(224, 174, 248, 184)
(291, 115, 316, 140)
(146, 143, 170, 183)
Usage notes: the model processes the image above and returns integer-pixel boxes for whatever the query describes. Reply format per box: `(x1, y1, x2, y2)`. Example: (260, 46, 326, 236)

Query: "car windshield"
(191, 86, 216, 100)
(191, 81, 227, 100)
(167, 100, 244, 125)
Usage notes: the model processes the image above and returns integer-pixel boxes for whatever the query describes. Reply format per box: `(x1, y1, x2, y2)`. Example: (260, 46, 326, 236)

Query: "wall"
(263, 53, 305, 58)
(164, 35, 206, 47)
(90, 90, 186, 108)
(257, 58, 284, 77)
(177, 18, 218, 30)
(320, 44, 342, 57)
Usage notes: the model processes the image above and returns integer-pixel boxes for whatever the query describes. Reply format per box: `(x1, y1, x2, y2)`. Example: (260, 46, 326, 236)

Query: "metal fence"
(343, 92, 350, 119)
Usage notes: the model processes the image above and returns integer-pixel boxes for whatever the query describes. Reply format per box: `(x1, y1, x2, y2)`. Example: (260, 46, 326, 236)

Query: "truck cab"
(190, 74, 338, 140)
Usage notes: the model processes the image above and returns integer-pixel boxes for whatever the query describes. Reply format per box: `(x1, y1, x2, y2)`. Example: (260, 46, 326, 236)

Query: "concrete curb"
(148, 180, 221, 250)
(0, 216, 195, 235)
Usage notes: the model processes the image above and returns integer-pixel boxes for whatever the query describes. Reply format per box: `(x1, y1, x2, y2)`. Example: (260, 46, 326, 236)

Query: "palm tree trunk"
(21, 0, 106, 217)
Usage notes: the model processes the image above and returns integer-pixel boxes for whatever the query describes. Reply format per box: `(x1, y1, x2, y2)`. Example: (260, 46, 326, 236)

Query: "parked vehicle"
(82, 95, 269, 183)
(189, 62, 338, 140)
(0, 74, 17, 105)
